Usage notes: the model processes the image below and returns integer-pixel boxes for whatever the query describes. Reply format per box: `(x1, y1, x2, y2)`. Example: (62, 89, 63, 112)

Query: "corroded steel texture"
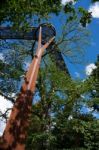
(0, 90, 33, 150)
(0, 27, 54, 150)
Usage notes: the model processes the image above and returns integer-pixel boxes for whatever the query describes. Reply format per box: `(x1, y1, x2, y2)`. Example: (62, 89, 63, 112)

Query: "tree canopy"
(0, 0, 99, 150)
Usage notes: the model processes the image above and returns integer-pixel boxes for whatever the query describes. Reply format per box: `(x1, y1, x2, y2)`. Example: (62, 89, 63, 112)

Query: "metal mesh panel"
(35, 23, 56, 44)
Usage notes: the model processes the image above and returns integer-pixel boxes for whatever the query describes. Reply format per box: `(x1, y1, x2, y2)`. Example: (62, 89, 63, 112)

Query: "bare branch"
(0, 108, 12, 123)
(0, 91, 15, 104)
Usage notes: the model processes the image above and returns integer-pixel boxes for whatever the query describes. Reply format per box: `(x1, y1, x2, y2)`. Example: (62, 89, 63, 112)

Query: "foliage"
(0, 41, 29, 96)
(0, 0, 61, 29)
(0, 0, 98, 150)
(92, 0, 99, 3)
(64, 1, 92, 27)
(55, 114, 99, 149)
(86, 56, 99, 109)
(0, 0, 92, 29)
(26, 62, 75, 149)
(26, 61, 99, 150)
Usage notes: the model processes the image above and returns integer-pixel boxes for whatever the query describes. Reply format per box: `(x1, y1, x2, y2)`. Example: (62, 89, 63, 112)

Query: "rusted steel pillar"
(0, 27, 54, 150)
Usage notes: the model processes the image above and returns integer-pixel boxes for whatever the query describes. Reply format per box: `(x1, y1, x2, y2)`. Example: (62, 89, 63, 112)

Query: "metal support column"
(0, 27, 54, 150)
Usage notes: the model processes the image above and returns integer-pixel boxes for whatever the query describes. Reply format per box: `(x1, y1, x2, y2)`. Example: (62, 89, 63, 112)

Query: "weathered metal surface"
(0, 27, 36, 40)
(0, 24, 69, 75)
(0, 23, 56, 43)
(0, 27, 55, 150)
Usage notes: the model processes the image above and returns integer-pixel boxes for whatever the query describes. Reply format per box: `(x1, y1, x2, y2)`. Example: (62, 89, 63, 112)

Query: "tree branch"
(0, 91, 15, 104)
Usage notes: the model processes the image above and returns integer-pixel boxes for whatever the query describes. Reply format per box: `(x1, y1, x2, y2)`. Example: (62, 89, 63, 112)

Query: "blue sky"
(51, 0, 99, 79)
(78, 0, 99, 60)
(65, 0, 99, 79)
(0, 0, 98, 79)
(0, 0, 99, 135)
(61, 0, 99, 117)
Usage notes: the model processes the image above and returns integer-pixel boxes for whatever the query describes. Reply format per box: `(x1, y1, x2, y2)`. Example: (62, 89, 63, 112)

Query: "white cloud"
(81, 105, 93, 114)
(85, 63, 97, 76)
(86, 107, 93, 112)
(75, 72, 80, 78)
(89, 2, 99, 18)
(93, 112, 99, 118)
(81, 95, 85, 99)
(0, 96, 13, 114)
(0, 121, 6, 136)
(0, 53, 4, 61)
(61, 0, 74, 5)
(68, 115, 73, 120)
(0, 96, 13, 136)
(23, 62, 30, 71)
